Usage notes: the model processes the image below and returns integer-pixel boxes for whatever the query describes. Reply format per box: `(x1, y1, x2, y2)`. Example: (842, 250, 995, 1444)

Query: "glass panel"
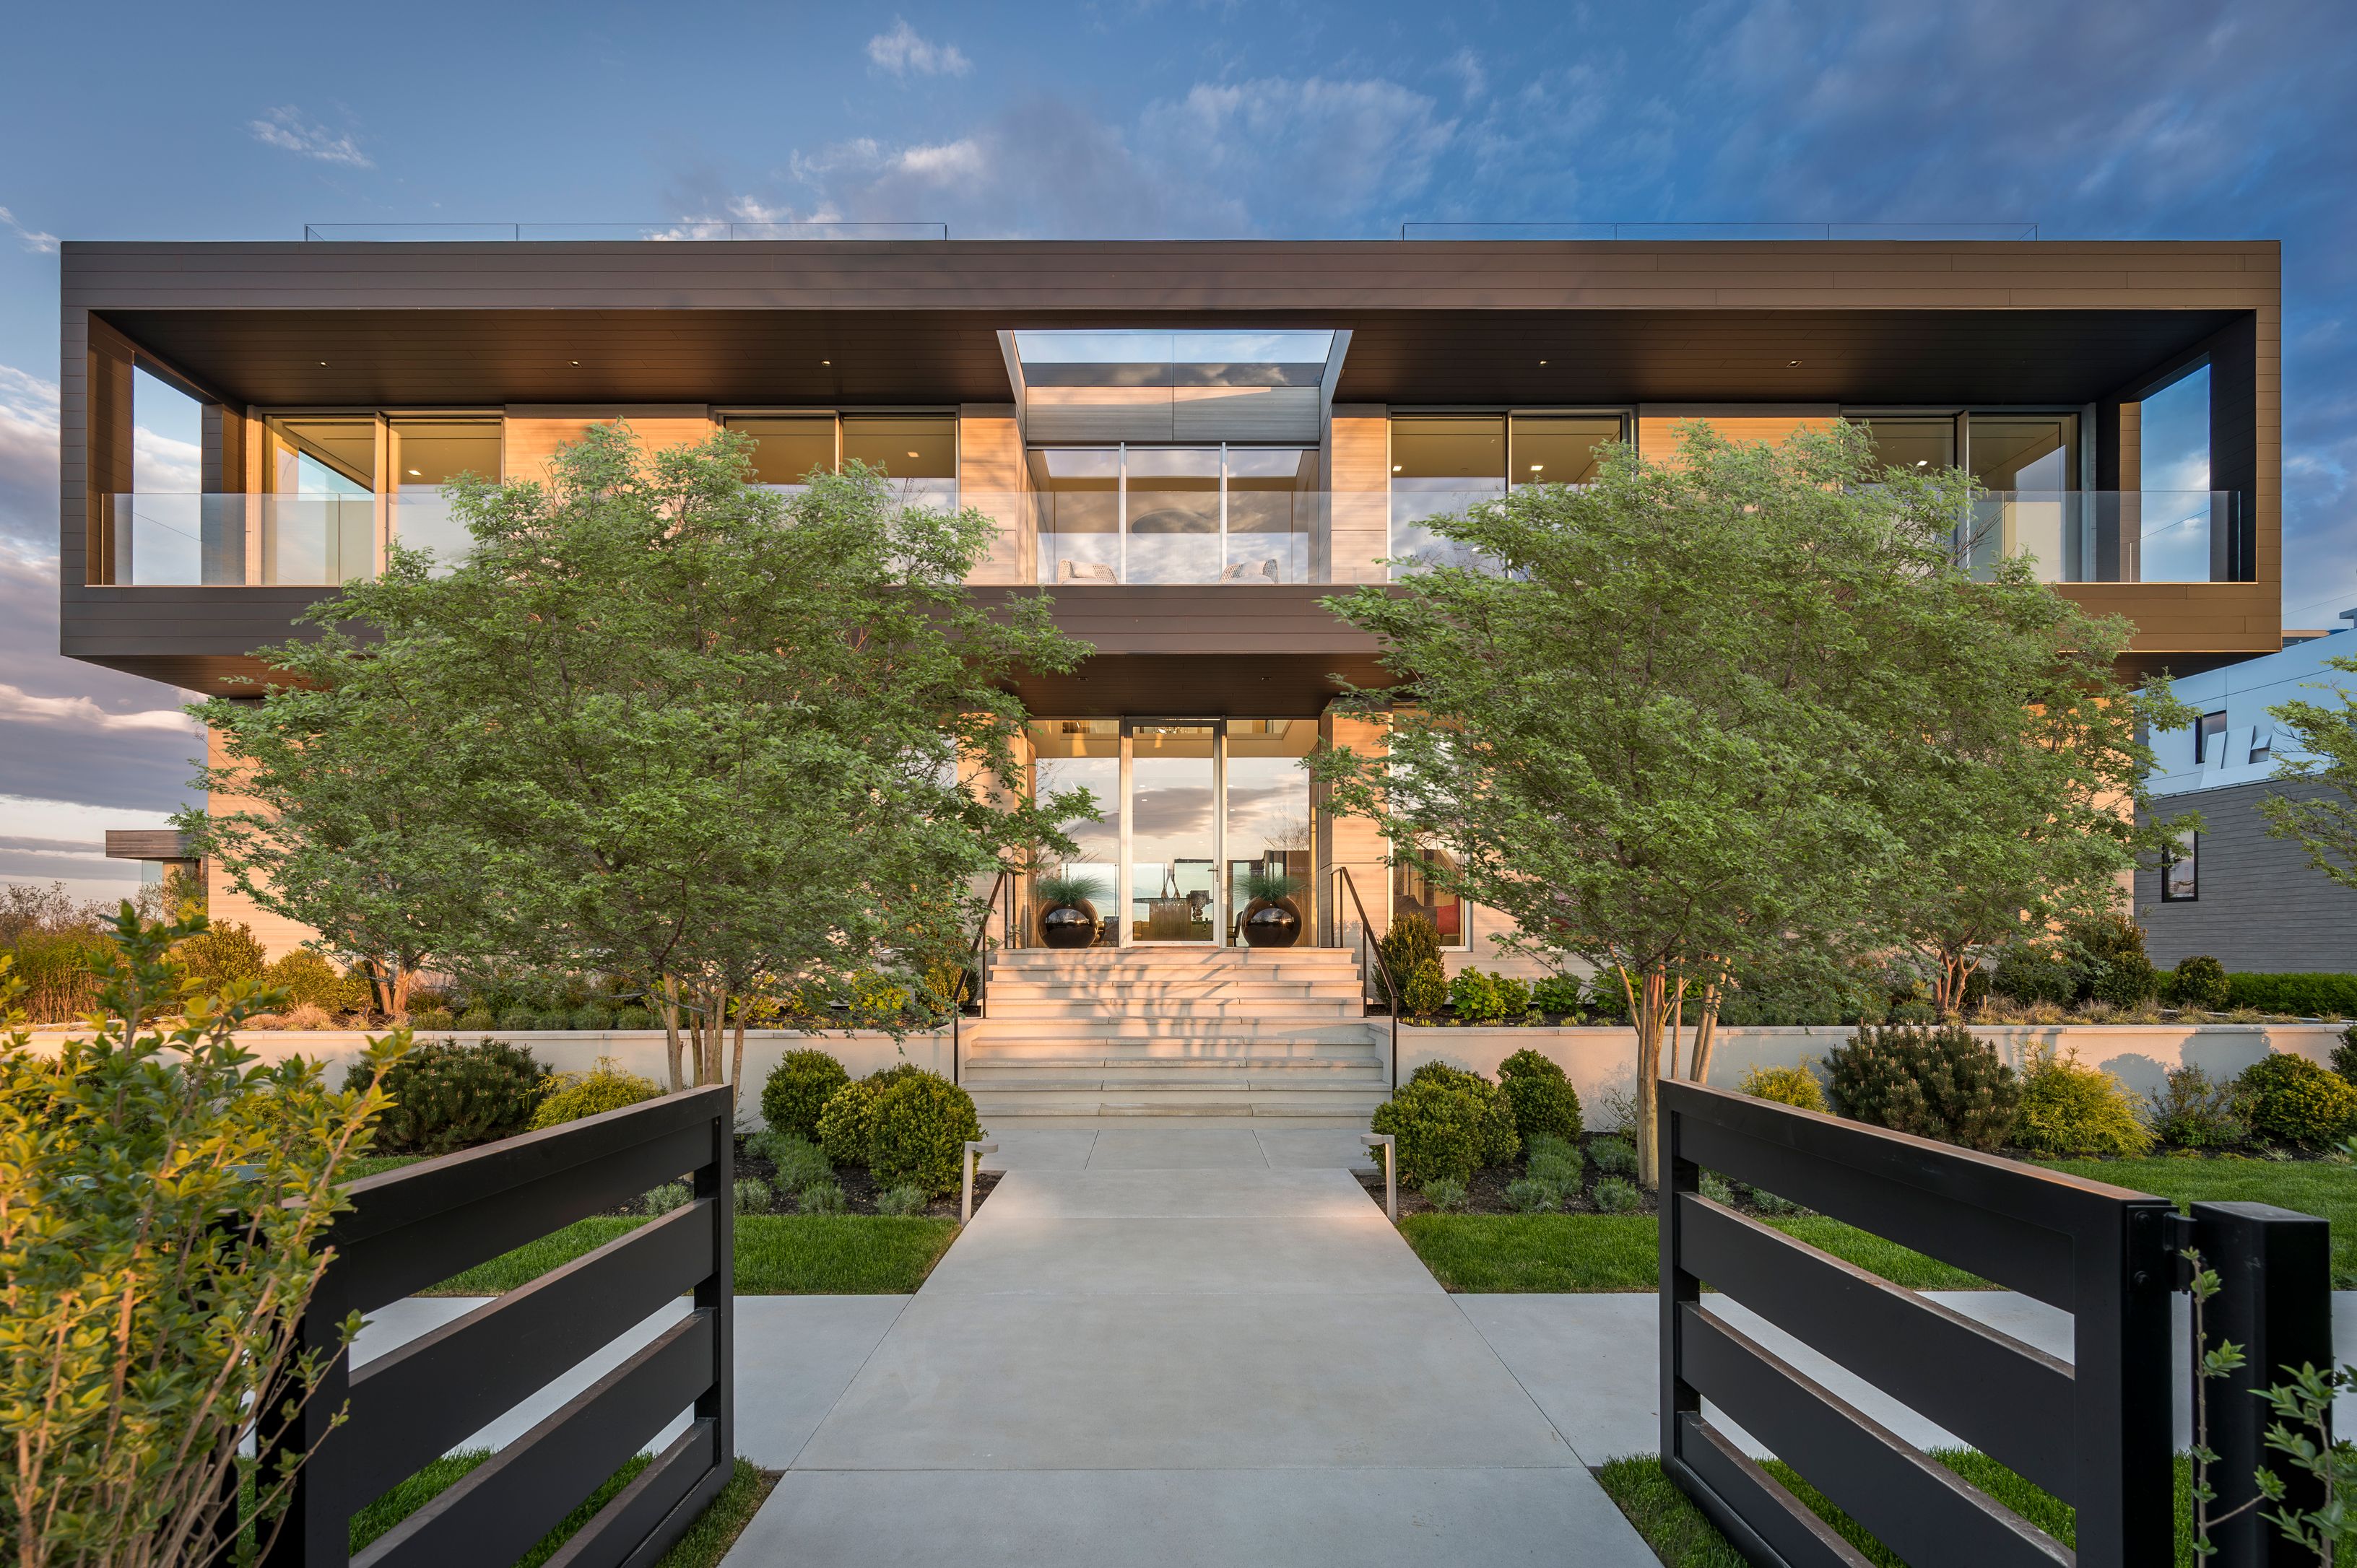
(2163, 829, 2198, 902)
(1968, 414, 2077, 490)
(1030, 449, 1121, 584)
(1014, 331, 1334, 389)
(132, 370, 201, 495)
(389, 418, 500, 572)
(1027, 720, 1119, 948)
(1129, 723, 1217, 943)
(1223, 448, 1316, 584)
(1509, 416, 1620, 486)
(726, 416, 835, 487)
(1391, 416, 1504, 568)
(842, 416, 957, 508)
(1225, 719, 1314, 946)
(264, 417, 376, 583)
(1124, 449, 1222, 585)
(1394, 844, 1465, 949)
(1857, 416, 1957, 474)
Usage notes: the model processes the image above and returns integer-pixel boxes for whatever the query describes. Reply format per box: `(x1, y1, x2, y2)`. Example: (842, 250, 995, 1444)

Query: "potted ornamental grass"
(1238, 867, 1305, 948)
(1035, 870, 1104, 949)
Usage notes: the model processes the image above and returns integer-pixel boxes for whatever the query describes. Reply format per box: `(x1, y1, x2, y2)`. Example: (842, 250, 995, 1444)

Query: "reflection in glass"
(1030, 449, 1121, 583)
(1394, 844, 1464, 949)
(1124, 449, 1221, 585)
(389, 418, 500, 572)
(1224, 448, 1316, 584)
(1390, 417, 1504, 567)
(1225, 720, 1314, 944)
(1027, 720, 1119, 946)
(726, 416, 835, 487)
(1857, 416, 1958, 474)
(1964, 416, 2078, 579)
(1968, 415, 2077, 490)
(1509, 417, 1621, 487)
(264, 417, 376, 584)
(1129, 723, 1217, 943)
(843, 415, 958, 508)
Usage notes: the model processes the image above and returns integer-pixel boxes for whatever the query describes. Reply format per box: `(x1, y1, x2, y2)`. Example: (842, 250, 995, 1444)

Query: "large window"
(721, 413, 956, 506)
(1390, 413, 1623, 570)
(2162, 830, 2199, 902)
(1392, 844, 1466, 950)
(1856, 415, 1958, 474)
(1029, 445, 1316, 584)
(261, 416, 378, 585)
(389, 417, 500, 572)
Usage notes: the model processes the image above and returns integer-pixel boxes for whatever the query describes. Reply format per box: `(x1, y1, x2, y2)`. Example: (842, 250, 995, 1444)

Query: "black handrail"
(950, 869, 1013, 1086)
(1321, 864, 1400, 1091)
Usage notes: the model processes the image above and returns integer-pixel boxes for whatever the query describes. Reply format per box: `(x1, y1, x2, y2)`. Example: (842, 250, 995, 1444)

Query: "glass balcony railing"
(1959, 491, 2239, 584)
(1010, 489, 1332, 585)
(101, 494, 378, 585)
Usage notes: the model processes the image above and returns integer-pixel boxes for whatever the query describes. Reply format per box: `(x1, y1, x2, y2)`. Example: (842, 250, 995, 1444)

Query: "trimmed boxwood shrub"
(411, 1006, 457, 1032)
(2238, 1053, 2357, 1149)
(1496, 1047, 1584, 1146)
(762, 1049, 852, 1142)
(1373, 1064, 1520, 1185)
(263, 949, 350, 1012)
(2164, 954, 2231, 1012)
(1825, 1024, 2020, 1152)
(1402, 959, 1448, 1019)
(1405, 1062, 1519, 1165)
(355, 1038, 554, 1154)
(2224, 972, 2357, 1018)
(530, 1062, 663, 1129)
(2012, 1048, 2152, 1157)
(814, 1063, 929, 1167)
(1739, 1063, 1826, 1113)
(866, 1071, 985, 1196)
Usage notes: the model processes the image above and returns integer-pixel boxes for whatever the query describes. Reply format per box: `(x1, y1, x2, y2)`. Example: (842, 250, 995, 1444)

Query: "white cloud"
(1444, 48, 1486, 102)
(248, 106, 373, 168)
(867, 19, 971, 78)
(1139, 78, 1456, 222)
(0, 206, 56, 254)
(0, 684, 196, 734)
(0, 366, 59, 553)
(133, 423, 201, 494)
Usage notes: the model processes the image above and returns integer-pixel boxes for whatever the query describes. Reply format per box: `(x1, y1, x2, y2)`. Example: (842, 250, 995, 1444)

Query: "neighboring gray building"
(2137, 629, 2357, 970)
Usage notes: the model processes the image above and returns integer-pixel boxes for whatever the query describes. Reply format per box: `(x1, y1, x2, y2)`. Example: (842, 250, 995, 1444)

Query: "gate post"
(2193, 1201, 2332, 1567)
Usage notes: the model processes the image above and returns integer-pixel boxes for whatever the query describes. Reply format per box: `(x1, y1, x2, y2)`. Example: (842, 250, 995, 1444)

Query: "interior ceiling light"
(1392, 464, 1402, 473)
(316, 360, 328, 366)
(407, 468, 422, 476)
(906, 450, 920, 458)
(1530, 463, 1544, 472)
(570, 359, 580, 365)
(1539, 359, 1548, 365)
(821, 358, 832, 365)
(1787, 358, 1802, 366)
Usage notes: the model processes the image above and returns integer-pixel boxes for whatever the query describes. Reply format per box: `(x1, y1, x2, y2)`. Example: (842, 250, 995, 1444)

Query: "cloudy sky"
(3, 0, 2353, 900)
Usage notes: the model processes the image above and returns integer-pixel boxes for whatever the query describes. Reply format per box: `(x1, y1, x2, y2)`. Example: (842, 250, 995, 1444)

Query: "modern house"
(58, 234, 2283, 1116)
(2138, 623, 2357, 971)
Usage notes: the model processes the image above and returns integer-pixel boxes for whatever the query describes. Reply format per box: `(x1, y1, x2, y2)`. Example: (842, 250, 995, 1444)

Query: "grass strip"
(1597, 1450, 2195, 1567)
(1397, 1214, 1984, 1293)
(350, 1450, 772, 1568)
(2036, 1154, 2357, 1286)
(424, 1214, 958, 1295)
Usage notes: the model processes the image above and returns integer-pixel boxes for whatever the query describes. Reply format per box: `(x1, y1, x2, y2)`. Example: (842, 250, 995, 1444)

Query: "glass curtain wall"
(389, 418, 501, 572)
(1966, 413, 2080, 579)
(1392, 414, 1623, 570)
(1225, 720, 1315, 942)
(262, 416, 378, 584)
(1129, 723, 1218, 943)
(1027, 720, 1121, 946)
(1030, 446, 1316, 584)
(721, 414, 956, 505)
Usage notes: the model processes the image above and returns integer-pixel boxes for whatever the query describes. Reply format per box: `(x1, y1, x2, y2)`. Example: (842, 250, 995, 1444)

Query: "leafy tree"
(189, 423, 1090, 1095)
(2258, 653, 2357, 892)
(1312, 419, 2169, 1185)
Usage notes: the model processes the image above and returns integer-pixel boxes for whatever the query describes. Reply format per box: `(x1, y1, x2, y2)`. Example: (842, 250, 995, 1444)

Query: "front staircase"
(961, 947, 1391, 1125)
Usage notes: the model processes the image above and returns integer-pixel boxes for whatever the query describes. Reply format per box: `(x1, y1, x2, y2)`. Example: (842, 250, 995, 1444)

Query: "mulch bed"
(1358, 1131, 1663, 1217)
(600, 1138, 1000, 1219)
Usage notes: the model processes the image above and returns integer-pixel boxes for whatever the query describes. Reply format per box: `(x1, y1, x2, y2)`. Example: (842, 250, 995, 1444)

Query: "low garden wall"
(1397, 1021, 2345, 1111)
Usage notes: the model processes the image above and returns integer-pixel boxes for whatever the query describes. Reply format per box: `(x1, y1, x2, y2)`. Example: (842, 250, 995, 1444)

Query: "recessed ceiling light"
(1787, 359, 1802, 367)
(407, 468, 422, 476)
(1392, 464, 1402, 473)
(822, 359, 832, 366)
(317, 360, 328, 366)
(1539, 359, 1548, 366)
(570, 360, 580, 365)
(1530, 463, 1544, 471)
(1915, 460, 1928, 467)
(907, 450, 920, 458)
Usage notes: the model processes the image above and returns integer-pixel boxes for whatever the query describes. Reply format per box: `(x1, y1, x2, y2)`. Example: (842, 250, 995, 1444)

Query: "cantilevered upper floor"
(59, 235, 2281, 706)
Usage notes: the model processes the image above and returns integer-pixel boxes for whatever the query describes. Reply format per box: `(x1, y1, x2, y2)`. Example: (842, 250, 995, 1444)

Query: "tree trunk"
(730, 1011, 747, 1115)
(389, 962, 416, 1024)
(1688, 981, 1723, 1084)
(661, 973, 685, 1092)
(1667, 982, 1686, 1081)
(1632, 965, 1671, 1189)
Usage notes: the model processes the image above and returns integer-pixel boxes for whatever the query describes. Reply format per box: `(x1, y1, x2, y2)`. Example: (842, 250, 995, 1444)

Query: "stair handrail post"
(956, 868, 1014, 1089)
(1323, 865, 1401, 1092)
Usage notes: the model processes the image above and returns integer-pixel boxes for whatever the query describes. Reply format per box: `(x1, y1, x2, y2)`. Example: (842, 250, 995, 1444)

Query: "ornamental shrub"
(1588, 1136, 1638, 1176)
(1531, 974, 1584, 1016)
(412, 1006, 457, 1032)
(874, 1184, 929, 1216)
(534, 1009, 572, 1032)
(7, 927, 110, 1022)
(1739, 1063, 1827, 1114)
(1592, 1177, 1642, 1214)
(1583, 971, 1632, 1023)
(752, 1131, 835, 1195)
(1404, 1060, 1520, 1164)
(1524, 1138, 1583, 1197)
(263, 949, 347, 1012)
(1989, 943, 2073, 1006)
(1494, 973, 1532, 1016)
(570, 1003, 615, 1032)
(1449, 968, 1503, 1023)
(814, 1063, 929, 1168)
(1403, 959, 1449, 1019)
(497, 1004, 539, 1032)
(1496, 1047, 1584, 1146)
(2165, 954, 2231, 1013)
(797, 1180, 848, 1214)
(2336, 1025, 2357, 1086)
(1379, 914, 1443, 996)
(1418, 1177, 1469, 1212)
(613, 1004, 655, 1029)
(355, 1037, 554, 1154)
(1824, 1024, 2020, 1152)
(2142, 1064, 2251, 1150)
(734, 1178, 775, 1215)
(2013, 1048, 2153, 1157)
(643, 1182, 690, 1215)
(2239, 1053, 2357, 1149)
(2224, 973, 2357, 1018)
(172, 920, 267, 994)
(866, 1071, 984, 1196)
(530, 1060, 662, 1129)
(458, 1004, 496, 1031)
(762, 1048, 853, 1142)
(1504, 1177, 1558, 1213)
(2072, 913, 2159, 1007)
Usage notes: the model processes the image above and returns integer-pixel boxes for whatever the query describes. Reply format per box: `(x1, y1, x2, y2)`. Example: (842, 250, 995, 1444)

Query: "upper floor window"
(721, 413, 956, 507)
(1389, 413, 1623, 571)
(1029, 444, 1316, 585)
(389, 417, 500, 572)
(2195, 711, 2228, 764)
(2162, 829, 2199, 902)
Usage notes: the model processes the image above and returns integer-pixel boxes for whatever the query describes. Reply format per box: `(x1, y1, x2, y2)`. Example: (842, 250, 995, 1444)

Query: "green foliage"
(1402, 958, 1449, 1018)
(2260, 653, 2357, 910)
(1239, 866, 1303, 905)
(264, 948, 368, 1014)
(734, 1178, 774, 1216)
(358, 1037, 554, 1154)
(2250, 1362, 2357, 1562)
(1033, 871, 1101, 910)
(412, 1006, 457, 1031)
(1406, 1061, 1521, 1164)
(1524, 1136, 1584, 1198)
(570, 1003, 615, 1031)
(2338, 1026, 2357, 1086)
(530, 1060, 663, 1129)
(2224, 972, 2357, 1017)
(2239, 1053, 2357, 1149)
(2142, 1064, 2252, 1150)
(172, 918, 267, 993)
(1740, 1063, 1827, 1113)
(1990, 942, 2074, 1005)
(1496, 1047, 1584, 1146)
(762, 1048, 853, 1141)
(534, 1009, 572, 1032)
(2072, 913, 2159, 1006)
(457, 1004, 496, 1030)
(498, 1004, 539, 1032)
(752, 1131, 835, 1195)
(1504, 1177, 1559, 1213)
(643, 1182, 691, 1215)
(614, 1004, 655, 1029)
(813, 1063, 925, 1167)
(874, 1185, 929, 1216)
(1418, 1177, 1470, 1212)
(0, 906, 405, 1567)
(1826, 1024, 2022, 1151)
(1589, 1136, 1638, 1176)
(2165, 954, 2231, 1012)
(864, 1071, 985, 1196)
(1493, 972, 1532, 1015)
(797, 1180, 848, 1215)
(1447, 967, 1503, 1022)
(1531, 974, 1584, 1016)
(2012, 1047, 2153, 1157)
(1592, 1177, 1643, 1213)
(6, 925, 112, 1022)
(1372, 1066, 1522, 1186)
(1379, 913, 1443, 993)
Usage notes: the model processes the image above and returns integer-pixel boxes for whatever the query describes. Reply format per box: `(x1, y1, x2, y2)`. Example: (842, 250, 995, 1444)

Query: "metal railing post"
(2187, 1201, 2333, 1566)
(962, 1141, 998, 1225)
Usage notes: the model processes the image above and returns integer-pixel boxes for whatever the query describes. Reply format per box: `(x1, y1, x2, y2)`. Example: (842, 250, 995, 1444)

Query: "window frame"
(2161, 829, 2200, 902)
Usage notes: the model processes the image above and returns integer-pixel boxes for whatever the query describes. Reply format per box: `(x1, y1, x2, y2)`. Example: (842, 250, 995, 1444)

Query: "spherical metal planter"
(1040, 900, 1101, 949)
(1240, 898, 1303, 949)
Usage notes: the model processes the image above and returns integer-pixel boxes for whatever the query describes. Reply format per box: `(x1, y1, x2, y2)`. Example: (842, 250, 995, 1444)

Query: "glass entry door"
(1127, 722, 1219, 943)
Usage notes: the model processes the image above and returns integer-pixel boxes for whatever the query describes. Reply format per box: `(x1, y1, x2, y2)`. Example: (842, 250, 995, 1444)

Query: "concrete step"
(968, 1085, 1393, 1118)
(986, 980, 1367, 1002)
(992, 946, 1358, 967)
(967, 1042, 1382, 1064)
(965, 1022, 1381, 1046)
(986, 998, 1367, 1022)
(963, 1061, 1386, 1083)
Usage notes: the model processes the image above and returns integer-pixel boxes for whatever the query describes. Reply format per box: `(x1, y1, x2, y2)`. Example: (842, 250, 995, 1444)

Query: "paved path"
(725, 1128, 1657, 1567)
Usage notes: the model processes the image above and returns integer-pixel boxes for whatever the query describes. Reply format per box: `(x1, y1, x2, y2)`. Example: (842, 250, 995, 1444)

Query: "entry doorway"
(1025, 718, 1316, 947)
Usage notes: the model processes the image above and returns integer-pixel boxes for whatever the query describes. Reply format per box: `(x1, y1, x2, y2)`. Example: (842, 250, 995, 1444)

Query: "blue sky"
(2, 0, 2353, 897)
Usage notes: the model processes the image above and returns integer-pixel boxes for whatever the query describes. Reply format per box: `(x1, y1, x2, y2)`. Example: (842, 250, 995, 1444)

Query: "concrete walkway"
(725, 1128, 1657, 1567)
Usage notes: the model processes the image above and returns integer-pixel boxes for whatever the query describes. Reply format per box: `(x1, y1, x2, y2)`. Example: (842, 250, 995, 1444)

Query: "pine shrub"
(1496, 1047, 1584, 1146)
(1403, 959, 1449, 1019)
(1740, 1063, 1828, 1113)
(530, 1060, 662, 1130)
(2013, 1048, 2153, 1157)
(2239, 1053, 2357, 1149)
(1825, 1024, 2020, 1151)
(865, 1071, 984, 1196)
(2166, 955, 2231, 1013)
(761, 1049, 852, 1142)
(1379, 914, 1443, 996)
(353, 1037, 553, 1155)
(2143, 1065, 2250, 1150)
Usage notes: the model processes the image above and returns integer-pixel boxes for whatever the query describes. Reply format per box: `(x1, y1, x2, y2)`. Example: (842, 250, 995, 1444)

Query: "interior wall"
(958, 403, 1027, 583)
(1636, 405, 1839, 461)
(1328, 404, 1389, 585)
(500, 406, 715, 481)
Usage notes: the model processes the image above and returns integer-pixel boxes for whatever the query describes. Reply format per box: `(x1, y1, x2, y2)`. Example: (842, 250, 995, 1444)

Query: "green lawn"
(1398, 1214, 1985, 1293)
(2036, 1154, 2357, 1286)
(1597, 1451, 2195, 1567)
(351, 1450, 771, 1568)
(426, 1214, 958, 1295)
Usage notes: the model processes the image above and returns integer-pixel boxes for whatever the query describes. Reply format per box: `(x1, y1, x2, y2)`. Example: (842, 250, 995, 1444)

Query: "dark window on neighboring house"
(2195, 712, 2228, 763)
(2163, 830, 2199, 902)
